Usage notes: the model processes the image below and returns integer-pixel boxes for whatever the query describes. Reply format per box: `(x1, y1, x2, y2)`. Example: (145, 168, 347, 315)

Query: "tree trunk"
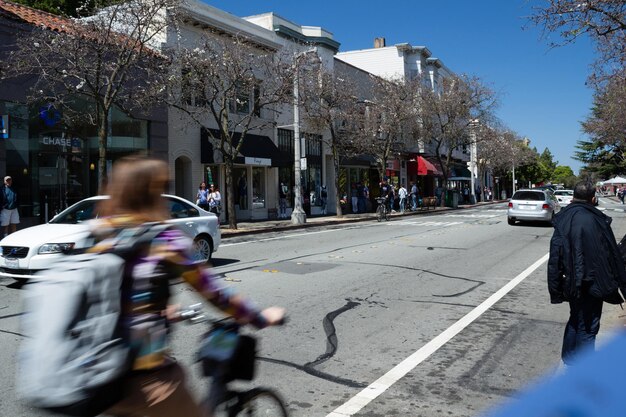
(224, 158, 237, 229)
(333, 151, 343, 218)
(97, 108, 108, 193)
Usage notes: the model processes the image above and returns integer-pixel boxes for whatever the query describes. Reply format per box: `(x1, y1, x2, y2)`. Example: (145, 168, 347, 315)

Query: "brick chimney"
(374, 37, 386, 48)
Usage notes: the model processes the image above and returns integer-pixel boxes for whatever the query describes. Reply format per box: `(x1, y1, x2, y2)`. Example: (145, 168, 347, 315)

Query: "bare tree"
(162, 34, 293, 229)
(1, 0, 179, 190)
(359, 76, 420, 182)
(475, 123, 525, 201)
(530, 0, 626, 83)
(415, 74, 498, 204)
(302, 67, 365, 217)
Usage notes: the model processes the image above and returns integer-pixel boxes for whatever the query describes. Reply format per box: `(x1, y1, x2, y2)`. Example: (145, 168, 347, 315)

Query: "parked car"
(507, 189, 560, 225)
(553, 189, 574, 206)
(0, 194, 220, 281)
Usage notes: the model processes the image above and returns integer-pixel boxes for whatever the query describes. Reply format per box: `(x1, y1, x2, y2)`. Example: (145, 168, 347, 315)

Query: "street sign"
(300, 157, 307, 170)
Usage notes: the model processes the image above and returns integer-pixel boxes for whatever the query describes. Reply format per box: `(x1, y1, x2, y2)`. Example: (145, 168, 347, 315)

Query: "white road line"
(326, 252, 550, 417)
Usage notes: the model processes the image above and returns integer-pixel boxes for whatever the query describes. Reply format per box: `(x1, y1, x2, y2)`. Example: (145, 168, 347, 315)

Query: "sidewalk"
(220, 200, 505, 238)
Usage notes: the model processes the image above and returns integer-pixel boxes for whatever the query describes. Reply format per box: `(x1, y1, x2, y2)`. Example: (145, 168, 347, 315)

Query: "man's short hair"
(573, 181, 596, 202)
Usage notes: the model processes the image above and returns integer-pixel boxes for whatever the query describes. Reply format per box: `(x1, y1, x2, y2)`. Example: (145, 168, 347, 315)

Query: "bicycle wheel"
(376, 204, 384, 222)
(236, 388, 289, 417)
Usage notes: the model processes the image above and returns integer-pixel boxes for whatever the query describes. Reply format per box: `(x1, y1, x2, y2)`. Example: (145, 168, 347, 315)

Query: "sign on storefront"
(0, 115, 8, 139)
(244, 156, 271, 166)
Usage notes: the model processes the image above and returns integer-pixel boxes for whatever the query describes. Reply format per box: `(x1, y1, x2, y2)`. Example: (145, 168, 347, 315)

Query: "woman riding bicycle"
(95, 155, 285, 417)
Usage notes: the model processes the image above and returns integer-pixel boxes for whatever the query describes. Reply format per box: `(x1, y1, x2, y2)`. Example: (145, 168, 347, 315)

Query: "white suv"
(0, 194, 220, 281)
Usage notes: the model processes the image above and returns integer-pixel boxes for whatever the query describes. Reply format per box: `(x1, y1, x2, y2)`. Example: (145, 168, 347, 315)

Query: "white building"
(336, 38, 471, 197)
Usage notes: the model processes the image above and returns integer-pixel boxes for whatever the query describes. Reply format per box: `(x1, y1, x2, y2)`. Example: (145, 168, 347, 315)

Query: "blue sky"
(207, 0, 596, 174)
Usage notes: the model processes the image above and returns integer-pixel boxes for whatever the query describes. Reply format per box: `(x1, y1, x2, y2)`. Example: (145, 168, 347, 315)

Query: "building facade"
(0, 0, 167, 227)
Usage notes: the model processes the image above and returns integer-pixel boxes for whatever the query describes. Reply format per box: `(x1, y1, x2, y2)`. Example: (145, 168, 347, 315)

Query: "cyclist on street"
(380, 178, 393, 214)
(96, 155, 285, 417)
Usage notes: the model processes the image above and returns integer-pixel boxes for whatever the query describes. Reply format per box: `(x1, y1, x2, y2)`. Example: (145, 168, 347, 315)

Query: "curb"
(221, 200, 506, 239)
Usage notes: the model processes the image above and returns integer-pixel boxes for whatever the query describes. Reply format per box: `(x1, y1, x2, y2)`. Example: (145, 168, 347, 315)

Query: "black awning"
(201, 129, 290, 167)
(340, 154, 377, 167)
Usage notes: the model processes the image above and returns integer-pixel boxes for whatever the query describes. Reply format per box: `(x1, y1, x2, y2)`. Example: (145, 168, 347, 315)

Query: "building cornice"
(181, 0, 282, 50)
(273, 24, 340, 51)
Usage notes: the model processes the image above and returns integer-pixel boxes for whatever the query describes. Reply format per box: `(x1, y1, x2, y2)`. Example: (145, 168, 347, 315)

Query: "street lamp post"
(469, 119, 479, 204)
(290, 49, 318, 225)
(291, 59, 306, 225)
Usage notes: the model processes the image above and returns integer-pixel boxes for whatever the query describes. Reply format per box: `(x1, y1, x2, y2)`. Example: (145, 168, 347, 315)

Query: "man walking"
(410, 182, 418, 211)
(1, 176, 19, 237)
(547, 181, 626, 365)
(398, 184, 407, 213)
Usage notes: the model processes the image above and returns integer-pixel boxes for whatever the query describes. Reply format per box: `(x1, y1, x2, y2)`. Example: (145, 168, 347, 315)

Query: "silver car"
(507, 189, 560, 225)
(0, 194, 220, 281)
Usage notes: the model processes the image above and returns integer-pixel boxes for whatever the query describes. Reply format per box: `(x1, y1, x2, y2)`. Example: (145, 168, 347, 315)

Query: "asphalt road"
(1, 199, 625, 417)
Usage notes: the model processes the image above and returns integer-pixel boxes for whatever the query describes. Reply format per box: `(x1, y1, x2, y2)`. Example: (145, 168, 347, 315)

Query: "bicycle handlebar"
(178, 303, 288, 327)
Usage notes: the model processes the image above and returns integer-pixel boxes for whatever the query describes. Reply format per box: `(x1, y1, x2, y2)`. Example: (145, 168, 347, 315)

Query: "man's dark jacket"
(547, 201, 626, 304)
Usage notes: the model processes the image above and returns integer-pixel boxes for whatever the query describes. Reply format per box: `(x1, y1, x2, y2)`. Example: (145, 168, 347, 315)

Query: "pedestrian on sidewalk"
(1, 176, 19, 237)
(196, 182, 209, 211)
(410, 182, 418, 211)
(398, 184, 407, 213)
(279, 183, 288, 219)
(207, 184, 221, 216)
(619, 187, 625, 204)
(547, 181, 626, 365)
(351, 183, 359, 213)
(320, 185, 328, 215)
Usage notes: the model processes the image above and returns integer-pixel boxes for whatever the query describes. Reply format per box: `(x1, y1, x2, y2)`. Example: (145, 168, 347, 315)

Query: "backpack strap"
(111, 223, 171, 258)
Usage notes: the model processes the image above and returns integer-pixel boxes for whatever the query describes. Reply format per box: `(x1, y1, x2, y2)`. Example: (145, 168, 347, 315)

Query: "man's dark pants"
(562, 283, 603, 365)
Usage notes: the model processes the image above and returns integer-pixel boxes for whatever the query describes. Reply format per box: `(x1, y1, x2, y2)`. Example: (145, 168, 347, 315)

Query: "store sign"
(245, 157, 271, 166)
(0, 115, 8, 139)
(41, 136, 73, 147)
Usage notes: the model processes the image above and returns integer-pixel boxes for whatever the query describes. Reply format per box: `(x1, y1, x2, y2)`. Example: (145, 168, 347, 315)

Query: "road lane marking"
(326, 252, 550, 417)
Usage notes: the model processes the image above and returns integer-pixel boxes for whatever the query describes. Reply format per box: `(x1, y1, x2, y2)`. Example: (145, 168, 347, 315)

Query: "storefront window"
(252, 167, 265, 209)
(0, 99, 149, 224)
(233, 167, 247, 210)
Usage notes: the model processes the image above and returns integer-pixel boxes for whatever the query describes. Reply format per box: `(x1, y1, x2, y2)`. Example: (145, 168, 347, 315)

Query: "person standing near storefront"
(398, 184, 407, 213)
(279, 182, 288, 219)
(208, 184, 221, 216)
(320, 185, 328, 215)
(196, 182, 209, 211)
(1, 176, 19, 237)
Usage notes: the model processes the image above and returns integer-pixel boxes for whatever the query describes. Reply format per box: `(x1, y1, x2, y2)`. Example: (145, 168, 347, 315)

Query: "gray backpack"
(17, 224, 167, 416)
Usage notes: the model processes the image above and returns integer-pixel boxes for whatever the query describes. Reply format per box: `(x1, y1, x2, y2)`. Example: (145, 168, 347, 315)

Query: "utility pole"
(290, 49, 318, 225)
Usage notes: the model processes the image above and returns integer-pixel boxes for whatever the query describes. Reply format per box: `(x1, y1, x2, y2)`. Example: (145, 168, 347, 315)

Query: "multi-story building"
(0, 0, 168, 227)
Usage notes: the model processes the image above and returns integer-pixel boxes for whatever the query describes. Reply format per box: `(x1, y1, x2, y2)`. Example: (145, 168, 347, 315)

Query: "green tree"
(552, 165, 576, 186)
(538, 148, 558, 183)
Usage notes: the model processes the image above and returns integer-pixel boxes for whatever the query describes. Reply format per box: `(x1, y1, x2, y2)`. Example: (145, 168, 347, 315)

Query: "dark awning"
(201, 129, 290, 167)
(340, 154, 377, 167)
(452, 166, 472, 178)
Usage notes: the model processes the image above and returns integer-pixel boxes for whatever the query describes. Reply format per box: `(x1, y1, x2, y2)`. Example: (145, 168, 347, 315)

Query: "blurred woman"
(95, 156, 284, 417)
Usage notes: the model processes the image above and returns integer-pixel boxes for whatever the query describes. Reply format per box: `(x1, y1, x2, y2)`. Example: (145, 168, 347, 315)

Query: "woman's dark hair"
(98, 155, 169, 222)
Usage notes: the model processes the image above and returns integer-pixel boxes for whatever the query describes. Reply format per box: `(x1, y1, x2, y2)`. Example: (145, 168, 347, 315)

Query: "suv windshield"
(50, 200, 99, 224)
(512, 191, 545, 201)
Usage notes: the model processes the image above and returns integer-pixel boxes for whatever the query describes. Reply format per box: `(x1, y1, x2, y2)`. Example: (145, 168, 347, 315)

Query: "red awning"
(417, 156, 440, 176)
